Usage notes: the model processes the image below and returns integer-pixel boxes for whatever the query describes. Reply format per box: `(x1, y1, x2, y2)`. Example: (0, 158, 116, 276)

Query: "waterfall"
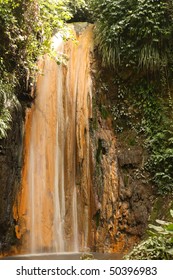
(16, 24, 93, 254)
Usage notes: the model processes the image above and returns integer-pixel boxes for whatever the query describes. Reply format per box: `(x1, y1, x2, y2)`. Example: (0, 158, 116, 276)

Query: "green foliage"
(68, 0, 93, 22)
(0, 0, 72, 74)
(145, 127, 173, 194)
(111, 78, 132, 133)
(91, 0, 173, 73)
(0, 78, 19, 139)
(130, 81, 173, 194)
(125, 210, 173, 259)
(0, 0, 75, 138)
(91, 0, 173, 194)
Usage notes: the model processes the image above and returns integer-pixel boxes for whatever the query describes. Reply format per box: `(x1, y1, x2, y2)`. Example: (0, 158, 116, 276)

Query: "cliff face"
(89, 59, 154, 253)
(90, 118, 153, 253)
(0, 24, 154, 256)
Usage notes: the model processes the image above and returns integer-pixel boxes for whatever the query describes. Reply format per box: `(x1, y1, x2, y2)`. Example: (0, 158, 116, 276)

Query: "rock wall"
(0, 106, 23, 254)
(89, 59, 154, 254)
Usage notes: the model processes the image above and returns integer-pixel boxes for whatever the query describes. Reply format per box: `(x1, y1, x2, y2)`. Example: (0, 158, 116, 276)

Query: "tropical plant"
(125, 210, 173, 259)
(90, 0, 173, 73)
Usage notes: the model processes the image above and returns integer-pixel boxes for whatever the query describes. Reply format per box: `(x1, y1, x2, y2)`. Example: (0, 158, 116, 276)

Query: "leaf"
(147, 230, 157, 236)
(166, 248, 173, 255)
(148, 224, 165, 233)
(156, 219, 169, 226)
(170, 210, 173, 218)
(166, 224, 173, 232)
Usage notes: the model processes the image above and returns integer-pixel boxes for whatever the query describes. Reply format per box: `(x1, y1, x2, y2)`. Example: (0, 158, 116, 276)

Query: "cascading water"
(14, 24, 94, 254)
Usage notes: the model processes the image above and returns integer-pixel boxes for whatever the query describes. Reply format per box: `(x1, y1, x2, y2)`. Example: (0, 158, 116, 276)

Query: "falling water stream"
(14, 24, 94, 254)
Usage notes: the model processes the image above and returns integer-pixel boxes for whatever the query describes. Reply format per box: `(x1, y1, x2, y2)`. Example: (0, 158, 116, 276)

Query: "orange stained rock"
(13, 109, 33, 249)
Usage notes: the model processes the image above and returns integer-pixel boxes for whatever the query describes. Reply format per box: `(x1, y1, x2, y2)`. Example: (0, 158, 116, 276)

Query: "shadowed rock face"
(0, 107, 23, 253)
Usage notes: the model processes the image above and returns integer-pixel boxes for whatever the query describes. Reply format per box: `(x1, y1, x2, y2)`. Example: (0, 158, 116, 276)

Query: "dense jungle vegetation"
(0, 0, 173, 259)
(92, 0, 173, 194)
(0, 0, 83, 138)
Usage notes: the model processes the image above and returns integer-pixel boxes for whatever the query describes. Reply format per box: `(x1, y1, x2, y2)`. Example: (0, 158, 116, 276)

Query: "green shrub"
(91, 0, 173, 73)
(125, 210, 173, 260)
